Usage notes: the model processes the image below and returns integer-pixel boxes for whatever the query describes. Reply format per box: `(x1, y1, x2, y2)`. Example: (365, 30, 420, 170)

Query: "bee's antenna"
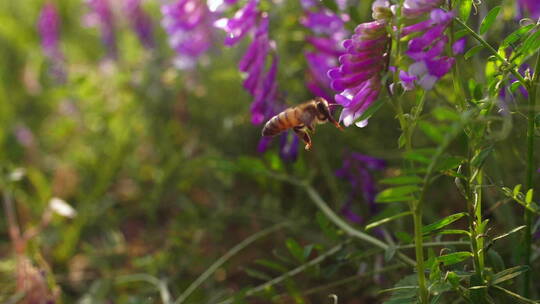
(328, 103, 342, 109)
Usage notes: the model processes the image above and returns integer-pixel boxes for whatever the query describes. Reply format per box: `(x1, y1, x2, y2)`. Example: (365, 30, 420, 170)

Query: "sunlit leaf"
(422, 213, 467, 235)
(456, 0, 473, 22)
(479, 6, 501, 35)
(501, 24, 535, 48)
(376, 185, 420, 203)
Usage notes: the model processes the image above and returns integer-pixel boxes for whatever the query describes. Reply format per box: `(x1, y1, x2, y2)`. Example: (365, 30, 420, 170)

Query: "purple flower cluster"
(125, 0, 154, 49)
(38, 2, 66, 81)
(336, 153, 386, 223)
(217, 0, 299, 159)
(215, 1, 278, 124)
(399, 1, 463, 91)
(85, 0, 117, 59)
(399, 9, 454, 90)
(518, 0, 540, 20)
(328, 17, 390, 127)
(301, 6, 348, 102)
(161, 0, 214, 69)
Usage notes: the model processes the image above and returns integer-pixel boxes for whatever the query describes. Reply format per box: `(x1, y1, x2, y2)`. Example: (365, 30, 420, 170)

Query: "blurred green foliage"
(0, 0, 538, 303)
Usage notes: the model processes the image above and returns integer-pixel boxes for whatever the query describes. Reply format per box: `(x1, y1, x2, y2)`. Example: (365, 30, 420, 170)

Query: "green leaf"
(519, 28, 540, 58)
(395, 231, 413, 243)
(422, 213, 467, 235)
(285, 238, 305, 262)
(380, 175, 423, 185)
(303, 244, 314, 260)
(316, 212, 339, 239)
(471, 147, 493, 168)
(465, 45, 484, 60)
(437, 251, 472, 266)
(243, 267, 272, 281)
(479, 6, 501, 35)
(354, 97, 385, 124)
(385, 245, 397, 262)
(437, 229, 471, 236)
(457, 0, 473, 22)
(403, 149, 435, 164)
(513, 184, 522, 197)
(510, 81, 523, 93)
(365, 211, 413, 231)
(501, 24, 536, 48)
(491, 266, 529, 285)
(255, 259, 288, 273)
(418, 121, 444, 143)
(433, 107, 460, 121)
(375, 185, 420, 203)
(525, 189, 533, 204)
(435, 156, 465, 172)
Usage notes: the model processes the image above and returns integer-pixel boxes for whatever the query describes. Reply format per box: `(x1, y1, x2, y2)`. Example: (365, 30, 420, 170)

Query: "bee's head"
(314, 97, 343, 131)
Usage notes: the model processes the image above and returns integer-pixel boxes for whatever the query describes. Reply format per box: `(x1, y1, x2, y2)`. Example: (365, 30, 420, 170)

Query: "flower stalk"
(523, 47, 540, 297)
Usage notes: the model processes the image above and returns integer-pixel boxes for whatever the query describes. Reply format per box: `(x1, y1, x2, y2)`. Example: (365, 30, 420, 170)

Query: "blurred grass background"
(0, 0, 536, 303)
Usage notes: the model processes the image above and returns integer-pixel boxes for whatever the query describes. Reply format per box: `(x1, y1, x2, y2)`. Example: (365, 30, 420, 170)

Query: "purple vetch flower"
(336, 152, 386, 223)
(214, 0, 258, 46)
(328, 19, 390, 127)
(499, 64, 531, 103)
(518, 0, 540, 20)
(38, 3, 66, 81)
(14, 125, 36, 148)
(85, 0, 117, 59)
(279, 132, 299, 162)
(452, 38, 466, 54)
(400, 8, 455, 90)
(161, 0, 213, 69)
(125, 0, 154, 49)
(402, 0, 443, 18)
(302, 8, 348, 102)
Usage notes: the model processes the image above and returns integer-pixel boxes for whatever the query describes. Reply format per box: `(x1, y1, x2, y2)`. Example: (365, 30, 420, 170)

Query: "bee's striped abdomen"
(262, 107, 300, 136)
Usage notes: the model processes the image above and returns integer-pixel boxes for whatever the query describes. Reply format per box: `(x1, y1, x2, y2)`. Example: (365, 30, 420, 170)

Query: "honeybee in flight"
(262, 97, 343, 150)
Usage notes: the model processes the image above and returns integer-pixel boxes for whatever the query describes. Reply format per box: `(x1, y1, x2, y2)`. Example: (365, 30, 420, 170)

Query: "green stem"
(302, 183, 417, 267)
(454, 18, 528, 87)
(174, 222, 289, 304)
(523, 48, 540, 297)
(216, 241, 348, 304)
(413, 209, 428, 304)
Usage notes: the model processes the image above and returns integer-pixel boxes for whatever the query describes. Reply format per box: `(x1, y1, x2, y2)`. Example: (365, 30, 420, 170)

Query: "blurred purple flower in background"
(279, 133, 299, 162)
(400, 7, 457, 90)
(302, 7, 348, 102)
(518, 0, 540, 20)
(38, 2, 66, 81)
(214, 0, 258, 46)
(85, 0, 117, 59)
(336, 152, 386, 223)
(125, 0, 154, 49)
(161, 0, 214, 69)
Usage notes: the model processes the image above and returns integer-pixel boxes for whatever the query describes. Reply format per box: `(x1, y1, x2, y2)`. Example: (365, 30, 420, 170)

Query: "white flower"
(49, 197, 77, 218)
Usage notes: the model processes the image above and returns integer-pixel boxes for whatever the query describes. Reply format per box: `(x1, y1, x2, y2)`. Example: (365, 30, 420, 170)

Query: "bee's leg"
(293, 126, 312, 150)
(307, 124, 316, 134)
